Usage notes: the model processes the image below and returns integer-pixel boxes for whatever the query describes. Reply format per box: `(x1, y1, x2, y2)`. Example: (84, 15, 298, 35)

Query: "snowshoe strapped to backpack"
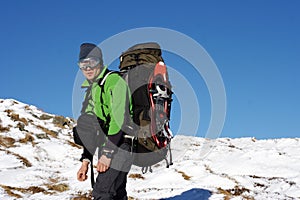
(119, 42, 173, 172)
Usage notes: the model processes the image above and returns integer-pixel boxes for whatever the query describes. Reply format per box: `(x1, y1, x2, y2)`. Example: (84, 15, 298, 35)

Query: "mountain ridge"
(0, 99, 299, 199)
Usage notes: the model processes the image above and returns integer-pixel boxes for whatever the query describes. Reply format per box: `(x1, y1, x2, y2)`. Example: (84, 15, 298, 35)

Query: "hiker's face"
(81, 65, 101, 81)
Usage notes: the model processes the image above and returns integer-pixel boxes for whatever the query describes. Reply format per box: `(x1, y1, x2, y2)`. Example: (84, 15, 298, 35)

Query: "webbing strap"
(90, 160, 95, 187)
(99, 71, 115, 86)
(98, 70, 116, 121)
(81, 85, 93, 114)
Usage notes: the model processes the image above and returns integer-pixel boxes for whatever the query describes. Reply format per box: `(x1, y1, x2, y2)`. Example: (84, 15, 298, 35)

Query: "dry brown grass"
(204, 164, 214, 174)
(0, 184, 52, 198)
(39, 114, 53, 120)
(16, 122, 26, 131)
(71, 191, 92, 200)
(0, 124, 10, 132)
(128, 173, 145, 180)
(4, 109, 13, 115)
(175, 170, 192, 180)
(48, 177, 60, 184)
(217, 187, 232, 200)
(36, 125, 58, 138)
(217, 186, 253, 200)
(24, 105, 31, 110)
(53, 115, 71, 128)
(19, 132, 35, 146)
(26, 186, 48, 194)
(0, 136, 16, 148)
(0, 184, 23, 198)
(12, 152, 32, 167)
(0, 148, 32, 167)
(72, 197, 92, 200)
(67, 140, 82, 149)
(5, 110, 28, 126)
(46, 183, 69, 192)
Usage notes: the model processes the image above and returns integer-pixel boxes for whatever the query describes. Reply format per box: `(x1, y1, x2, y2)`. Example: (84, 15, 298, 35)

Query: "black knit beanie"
(79, 43, 103, 66)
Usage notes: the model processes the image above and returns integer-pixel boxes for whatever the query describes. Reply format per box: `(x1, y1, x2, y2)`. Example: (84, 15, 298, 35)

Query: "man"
(75, 43, 132, 200)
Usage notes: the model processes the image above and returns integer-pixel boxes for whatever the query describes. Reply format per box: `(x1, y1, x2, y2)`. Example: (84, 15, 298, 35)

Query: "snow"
(0, 99, 300, 199)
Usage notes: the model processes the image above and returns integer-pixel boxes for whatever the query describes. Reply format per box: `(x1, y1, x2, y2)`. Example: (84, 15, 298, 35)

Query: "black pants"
(92, 143, 133, 200)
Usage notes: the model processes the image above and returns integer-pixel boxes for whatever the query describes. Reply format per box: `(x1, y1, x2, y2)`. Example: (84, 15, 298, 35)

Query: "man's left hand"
(97, 155, 111, 172)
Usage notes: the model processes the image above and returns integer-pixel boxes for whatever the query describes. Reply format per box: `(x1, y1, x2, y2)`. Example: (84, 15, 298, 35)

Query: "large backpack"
(119, 42, 173, 173)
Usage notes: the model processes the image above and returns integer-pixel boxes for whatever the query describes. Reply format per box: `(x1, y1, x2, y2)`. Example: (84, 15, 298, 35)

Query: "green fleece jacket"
(81, 66, 132, 137)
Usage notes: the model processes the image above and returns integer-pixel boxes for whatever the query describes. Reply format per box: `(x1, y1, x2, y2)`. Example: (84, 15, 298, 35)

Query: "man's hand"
(77, 160, 89, 181)
(97, 155, 111, 173)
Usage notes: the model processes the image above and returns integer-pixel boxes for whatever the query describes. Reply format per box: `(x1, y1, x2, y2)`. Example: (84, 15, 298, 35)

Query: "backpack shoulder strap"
(99, 70, 117, 87)
(98, 70, 120, 120)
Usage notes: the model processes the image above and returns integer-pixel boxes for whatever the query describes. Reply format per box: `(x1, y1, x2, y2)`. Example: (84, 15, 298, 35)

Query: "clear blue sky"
(0, 0, 299, 139)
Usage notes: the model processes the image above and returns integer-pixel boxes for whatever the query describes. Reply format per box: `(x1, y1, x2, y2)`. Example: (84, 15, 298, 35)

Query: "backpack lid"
(119, 42, 163, 69)
(120, 42, 161, 57)
(126, 42, 161, 52)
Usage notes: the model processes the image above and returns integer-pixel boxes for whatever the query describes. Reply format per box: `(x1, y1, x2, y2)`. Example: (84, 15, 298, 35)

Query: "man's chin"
(86, 75, 94, 80)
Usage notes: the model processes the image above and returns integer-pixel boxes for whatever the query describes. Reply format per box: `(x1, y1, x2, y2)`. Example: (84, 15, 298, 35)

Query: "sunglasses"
(78, 57, 100, 70)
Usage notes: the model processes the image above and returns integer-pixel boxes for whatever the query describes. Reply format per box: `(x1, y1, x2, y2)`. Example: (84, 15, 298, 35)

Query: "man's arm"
(97, 75, 128, 172)
(77, 160, 89, 181)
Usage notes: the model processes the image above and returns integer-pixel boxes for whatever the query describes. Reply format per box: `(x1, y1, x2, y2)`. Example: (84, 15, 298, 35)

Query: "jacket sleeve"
(80, 147, 93, 162)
